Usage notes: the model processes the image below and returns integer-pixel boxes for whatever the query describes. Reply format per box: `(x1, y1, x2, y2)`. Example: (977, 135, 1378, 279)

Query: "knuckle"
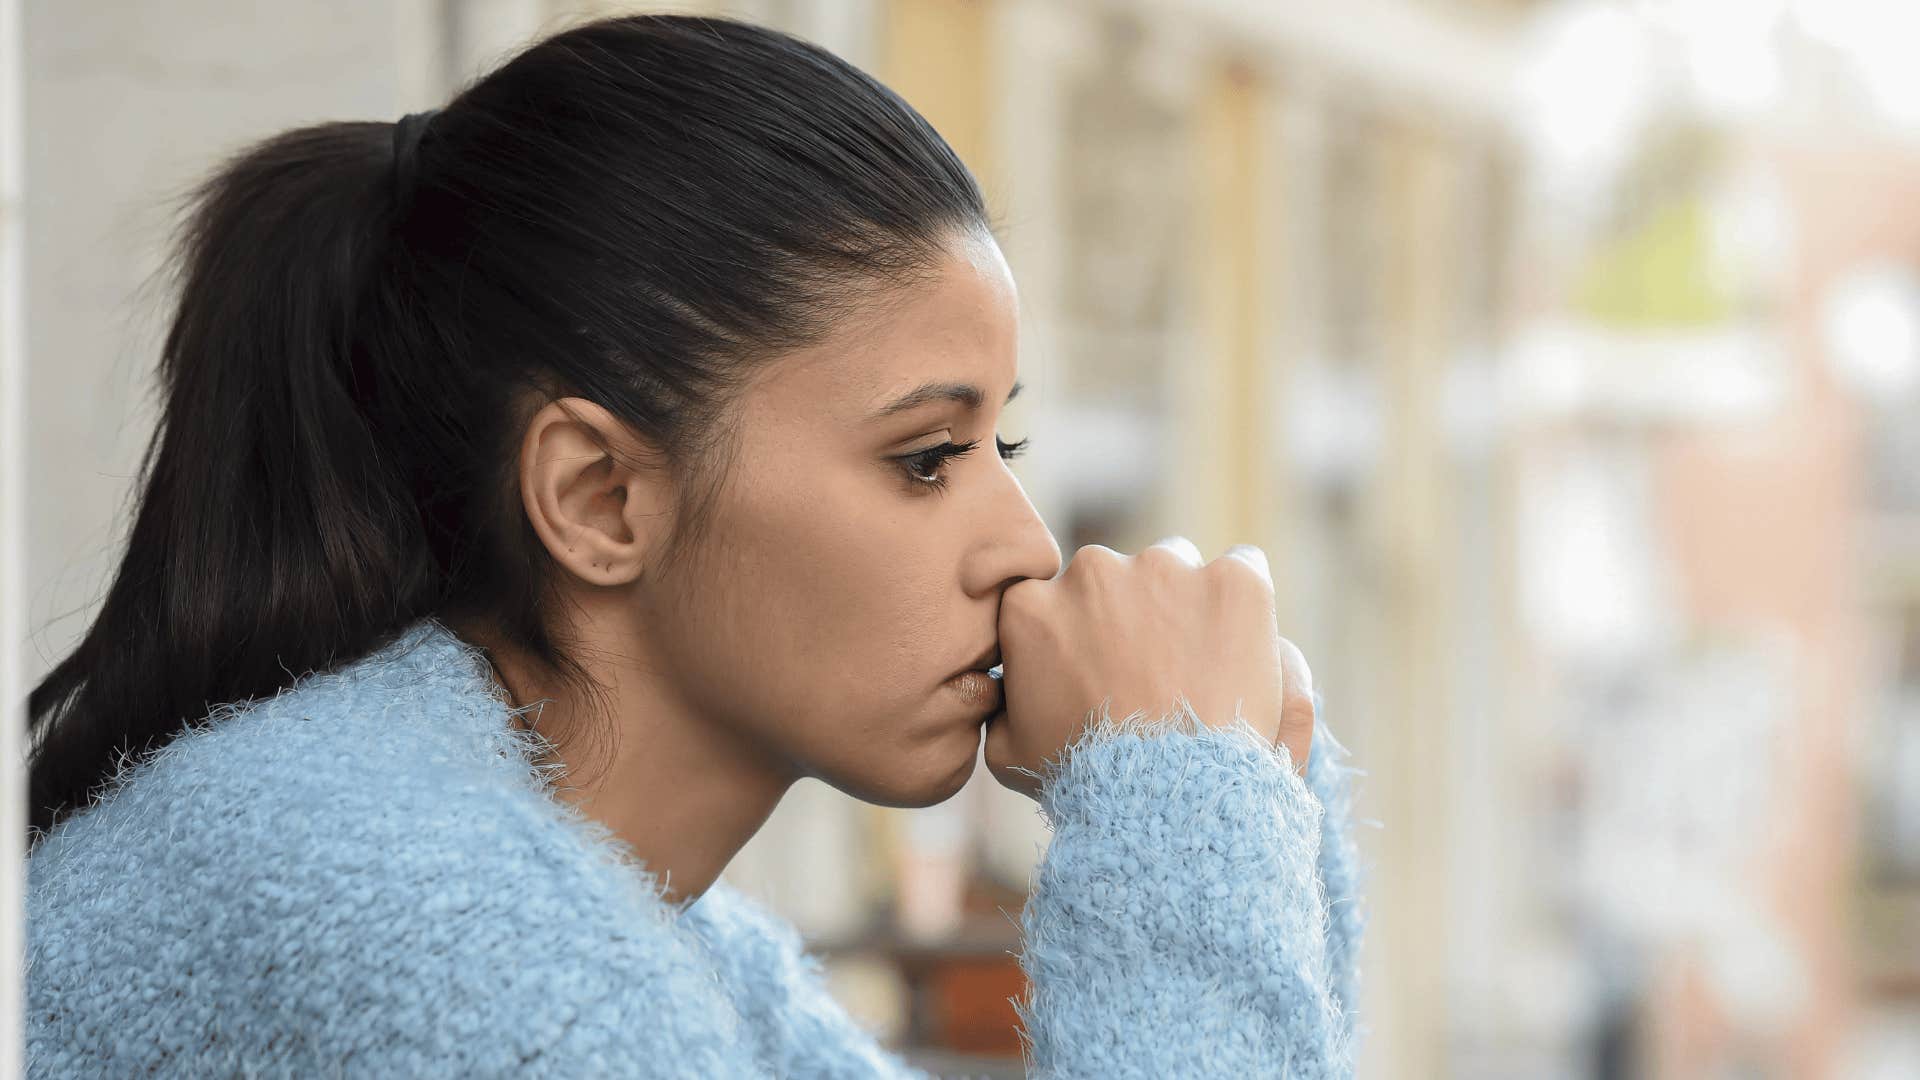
(1207, 551, 1269, 590)
(1069, 544, 1122, 578)
(1137, 545, 1190, 573)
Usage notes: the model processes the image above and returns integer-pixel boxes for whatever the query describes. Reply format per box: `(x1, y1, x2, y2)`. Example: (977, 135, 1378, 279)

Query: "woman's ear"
(515, 397, 674, 587)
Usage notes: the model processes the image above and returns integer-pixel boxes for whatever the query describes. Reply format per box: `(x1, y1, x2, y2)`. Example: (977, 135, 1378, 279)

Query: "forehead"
(749, 231, 1019, 422)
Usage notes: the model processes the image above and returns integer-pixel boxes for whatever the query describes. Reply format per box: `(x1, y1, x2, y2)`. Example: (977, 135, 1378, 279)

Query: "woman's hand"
(983, 536, 1317, 800)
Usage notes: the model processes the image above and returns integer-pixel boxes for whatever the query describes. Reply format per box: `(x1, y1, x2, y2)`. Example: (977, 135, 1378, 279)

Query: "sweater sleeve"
(1302, 692, 1369, 1046)
(1008, 695, 1365, 1079)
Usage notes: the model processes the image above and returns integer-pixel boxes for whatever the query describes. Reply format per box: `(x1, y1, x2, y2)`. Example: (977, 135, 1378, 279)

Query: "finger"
(982, 709, 1032, 799)
(1275, 635, 1315, 776)
(982, 712, 1007, 784)
(1221, 543, 1272, 589)
(1147, 535, 1204, 567)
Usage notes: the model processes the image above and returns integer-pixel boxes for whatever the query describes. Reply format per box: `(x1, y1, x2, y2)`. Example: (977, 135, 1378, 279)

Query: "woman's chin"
(839, 732, 981, 809)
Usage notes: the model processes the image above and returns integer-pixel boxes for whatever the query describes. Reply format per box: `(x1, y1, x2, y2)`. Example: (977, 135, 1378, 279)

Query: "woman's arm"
(1011, 700, 1362, 1079)
(663, 697, 1367, 1080)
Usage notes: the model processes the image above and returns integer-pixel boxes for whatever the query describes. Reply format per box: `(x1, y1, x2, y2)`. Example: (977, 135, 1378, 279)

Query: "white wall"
(20, 0, 444, 684)
(3, 0, 27, 1071)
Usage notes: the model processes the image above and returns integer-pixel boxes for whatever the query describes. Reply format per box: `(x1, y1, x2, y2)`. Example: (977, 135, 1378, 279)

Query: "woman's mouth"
(943, 667, 1004, 714)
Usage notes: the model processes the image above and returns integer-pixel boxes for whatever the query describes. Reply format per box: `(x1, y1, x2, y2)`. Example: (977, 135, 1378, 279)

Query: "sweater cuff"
(1024, 695, 1329, 958)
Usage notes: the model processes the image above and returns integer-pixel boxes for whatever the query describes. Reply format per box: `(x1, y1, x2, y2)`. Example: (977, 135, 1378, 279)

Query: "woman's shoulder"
(27, 619, 539, 883)
(24, 621, 735, 1073)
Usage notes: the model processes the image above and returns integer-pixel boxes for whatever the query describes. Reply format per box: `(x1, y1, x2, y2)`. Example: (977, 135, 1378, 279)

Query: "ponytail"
(26, 122, 442, 844)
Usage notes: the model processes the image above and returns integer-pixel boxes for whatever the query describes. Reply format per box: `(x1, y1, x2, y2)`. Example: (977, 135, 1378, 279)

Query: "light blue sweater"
(25, 617, 1368, 1077)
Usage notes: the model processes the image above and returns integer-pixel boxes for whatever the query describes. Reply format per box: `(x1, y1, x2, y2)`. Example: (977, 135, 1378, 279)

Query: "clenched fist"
(984, 536, 1316, 800)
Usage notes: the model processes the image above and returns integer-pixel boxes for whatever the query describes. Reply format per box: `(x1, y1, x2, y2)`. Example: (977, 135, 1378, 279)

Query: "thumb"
(1276, 636, 1315, 776)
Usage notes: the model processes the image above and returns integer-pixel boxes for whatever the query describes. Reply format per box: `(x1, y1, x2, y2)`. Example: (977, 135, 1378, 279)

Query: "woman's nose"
(976, 476, 1061, 595)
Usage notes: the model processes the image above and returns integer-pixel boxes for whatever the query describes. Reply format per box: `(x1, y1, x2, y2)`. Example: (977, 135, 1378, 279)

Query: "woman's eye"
(896, 435, 1030, 493)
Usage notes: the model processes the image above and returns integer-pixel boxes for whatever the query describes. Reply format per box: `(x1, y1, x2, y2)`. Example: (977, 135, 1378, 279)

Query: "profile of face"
(515, 227, 1064, 811)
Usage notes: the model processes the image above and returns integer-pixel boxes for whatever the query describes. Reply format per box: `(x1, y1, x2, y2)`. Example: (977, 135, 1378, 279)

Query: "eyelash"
(897, 436, 1030, 494)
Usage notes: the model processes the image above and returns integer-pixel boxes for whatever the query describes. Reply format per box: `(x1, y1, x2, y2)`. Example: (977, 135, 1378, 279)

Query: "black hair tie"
(391, 109, 441, 211)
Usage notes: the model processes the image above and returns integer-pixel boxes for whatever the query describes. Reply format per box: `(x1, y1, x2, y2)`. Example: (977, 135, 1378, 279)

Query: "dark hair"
(26, 13, 991, 847)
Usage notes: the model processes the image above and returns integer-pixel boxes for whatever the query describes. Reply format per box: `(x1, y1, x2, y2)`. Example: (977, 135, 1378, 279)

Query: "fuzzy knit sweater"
(25, 617, 1369, 1078)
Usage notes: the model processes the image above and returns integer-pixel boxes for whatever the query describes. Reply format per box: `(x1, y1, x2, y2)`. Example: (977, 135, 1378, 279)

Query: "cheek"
(688, 472, 955, 715)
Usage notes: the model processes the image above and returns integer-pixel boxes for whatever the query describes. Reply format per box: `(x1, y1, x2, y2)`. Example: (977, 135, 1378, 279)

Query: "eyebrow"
(864, 379, 1024, 423)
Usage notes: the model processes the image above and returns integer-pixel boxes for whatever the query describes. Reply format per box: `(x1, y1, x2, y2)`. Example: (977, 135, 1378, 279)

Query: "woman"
(24, 12, 1366, 1077)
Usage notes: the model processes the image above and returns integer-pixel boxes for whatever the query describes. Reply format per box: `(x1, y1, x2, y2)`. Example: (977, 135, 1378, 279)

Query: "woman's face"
(589, 227, 1062, 808)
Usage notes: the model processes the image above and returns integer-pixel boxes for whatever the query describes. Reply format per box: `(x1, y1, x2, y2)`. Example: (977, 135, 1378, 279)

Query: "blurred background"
(5, 0, 1920, 1076)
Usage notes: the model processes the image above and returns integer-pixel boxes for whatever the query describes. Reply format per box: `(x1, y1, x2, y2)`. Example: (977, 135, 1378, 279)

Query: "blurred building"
(9, 1, 1919, 1077)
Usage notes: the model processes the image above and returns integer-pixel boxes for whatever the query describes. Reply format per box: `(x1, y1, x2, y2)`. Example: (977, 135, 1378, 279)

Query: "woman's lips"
(944, 668, 1004, 714)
